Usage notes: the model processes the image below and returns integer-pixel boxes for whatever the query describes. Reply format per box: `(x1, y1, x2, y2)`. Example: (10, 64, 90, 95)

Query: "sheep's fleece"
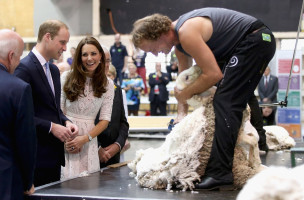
(128, 65, 264, 190)
(237, 164, 304, 200)
(264, 125, 295, 150)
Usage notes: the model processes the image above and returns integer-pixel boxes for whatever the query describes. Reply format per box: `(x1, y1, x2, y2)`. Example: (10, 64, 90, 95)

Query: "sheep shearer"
(131, 7, 276, 190)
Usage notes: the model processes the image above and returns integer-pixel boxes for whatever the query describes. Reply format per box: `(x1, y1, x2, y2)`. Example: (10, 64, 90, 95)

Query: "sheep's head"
(176, 65, 216, 109)
(176, 65, 202, 90)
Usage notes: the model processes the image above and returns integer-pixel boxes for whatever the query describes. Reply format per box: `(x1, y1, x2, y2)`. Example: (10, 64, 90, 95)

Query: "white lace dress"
(60, 71, 114, 180)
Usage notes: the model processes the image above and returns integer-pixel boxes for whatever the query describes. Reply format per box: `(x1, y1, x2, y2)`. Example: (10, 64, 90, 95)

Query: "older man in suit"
(148, 62, 170, 116)
(258, 66, 278, 104)
(0, 29, 36, 199)
(258, 66, 278, 125)
(14, 20, 78, 187)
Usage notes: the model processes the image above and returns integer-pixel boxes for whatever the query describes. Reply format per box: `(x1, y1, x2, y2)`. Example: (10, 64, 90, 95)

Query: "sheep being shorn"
(128, 96, 215, 190)
(128, 65, 264, 190)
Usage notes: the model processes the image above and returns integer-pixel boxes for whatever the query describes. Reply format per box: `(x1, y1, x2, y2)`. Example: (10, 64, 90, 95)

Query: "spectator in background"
(14, 20, 79, 187)
(110, 34, 128, 85)
(148, 62, 170, 116)
(0, 29, 36, 199)
(121, 63, 145, 116)
(258, 66, 278, 104)
(258, 66, 278, 124)
(132, 47, 148, 94)
(262, 105, 276, 126)
(166, 49, 179, 81)
(103, 45, 128, 117)
(54, 54, 70, 75)
(95, 46, 129, 167)
(67, 47, 75, 66)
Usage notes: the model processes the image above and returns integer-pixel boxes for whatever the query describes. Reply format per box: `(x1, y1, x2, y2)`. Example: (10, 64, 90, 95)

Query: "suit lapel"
(268, 76, 274, 90)
(29, 52, 56, 101)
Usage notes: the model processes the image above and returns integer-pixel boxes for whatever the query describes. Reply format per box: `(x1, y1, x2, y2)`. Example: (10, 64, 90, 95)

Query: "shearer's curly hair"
(131, 14, 172, 48)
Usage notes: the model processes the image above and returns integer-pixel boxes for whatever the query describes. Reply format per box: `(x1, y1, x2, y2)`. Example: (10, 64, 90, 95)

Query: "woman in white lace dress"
(60, 36, 114, 180)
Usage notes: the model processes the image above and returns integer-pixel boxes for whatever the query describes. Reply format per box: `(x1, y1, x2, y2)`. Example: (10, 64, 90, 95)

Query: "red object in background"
(145, 110, 150, 116)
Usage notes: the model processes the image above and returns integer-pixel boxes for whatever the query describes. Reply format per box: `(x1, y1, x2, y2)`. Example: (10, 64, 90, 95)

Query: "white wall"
(34, 0, 92, 36)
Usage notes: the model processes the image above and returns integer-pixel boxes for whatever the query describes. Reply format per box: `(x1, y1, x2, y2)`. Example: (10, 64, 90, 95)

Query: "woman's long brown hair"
(63, 36, 107, 102)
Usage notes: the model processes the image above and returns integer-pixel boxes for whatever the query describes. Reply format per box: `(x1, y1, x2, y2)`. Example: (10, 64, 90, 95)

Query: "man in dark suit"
(14, 20, 78, 187)
(0, 29, 36, 199)
(149, 62, 170, 116)
(96, 48, 129, 167)
(258, 66, 278, 124)
(258, 66, 278, 104)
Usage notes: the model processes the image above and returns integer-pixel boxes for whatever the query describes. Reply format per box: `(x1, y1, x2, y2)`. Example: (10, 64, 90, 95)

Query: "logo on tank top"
(227, 56, 238, 67)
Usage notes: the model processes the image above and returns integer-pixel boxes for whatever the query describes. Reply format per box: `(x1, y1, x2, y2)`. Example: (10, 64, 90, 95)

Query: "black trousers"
(150, 95, 167, 116)
(205, 27, 276, 180)
(248, 94, 267, 148)
(34, 166, 61, 187)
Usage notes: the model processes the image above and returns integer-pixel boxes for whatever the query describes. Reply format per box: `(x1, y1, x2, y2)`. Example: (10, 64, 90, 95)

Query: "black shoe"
(259, 143, 269, 153)
(194, 176, 234, 191)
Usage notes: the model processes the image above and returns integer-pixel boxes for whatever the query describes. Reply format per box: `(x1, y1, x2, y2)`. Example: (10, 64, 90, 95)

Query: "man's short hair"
(37, 20, 68, 42)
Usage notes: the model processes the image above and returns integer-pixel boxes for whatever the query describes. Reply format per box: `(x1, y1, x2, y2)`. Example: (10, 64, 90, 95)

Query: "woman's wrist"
(82, 135, 89, 144)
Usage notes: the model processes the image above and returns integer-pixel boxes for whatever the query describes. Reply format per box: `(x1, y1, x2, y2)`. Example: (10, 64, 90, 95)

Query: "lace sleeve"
(98, 78, 114, 122)
(60, 71, 69, 114)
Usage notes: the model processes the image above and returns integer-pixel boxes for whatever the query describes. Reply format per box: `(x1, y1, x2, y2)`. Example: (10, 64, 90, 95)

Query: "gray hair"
(101, 44, 111, 59)
(0, 29, 20, 59)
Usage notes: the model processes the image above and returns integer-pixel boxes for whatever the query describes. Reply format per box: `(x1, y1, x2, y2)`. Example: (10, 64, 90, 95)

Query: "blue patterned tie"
(45, 62, 55, 95)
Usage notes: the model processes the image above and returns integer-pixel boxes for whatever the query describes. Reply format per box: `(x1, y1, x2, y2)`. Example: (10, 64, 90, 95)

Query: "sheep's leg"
(247, 134, 262, 170)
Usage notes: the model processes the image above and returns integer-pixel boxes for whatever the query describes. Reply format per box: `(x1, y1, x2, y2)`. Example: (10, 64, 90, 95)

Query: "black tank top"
(175, 8, 262, 63)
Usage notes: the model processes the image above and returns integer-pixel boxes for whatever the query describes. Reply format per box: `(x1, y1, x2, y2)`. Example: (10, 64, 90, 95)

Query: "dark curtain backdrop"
(100, 0, 302, 34)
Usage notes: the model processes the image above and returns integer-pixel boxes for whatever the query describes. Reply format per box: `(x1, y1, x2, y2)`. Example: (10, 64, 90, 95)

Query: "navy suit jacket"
(148, 72, 170, 102)
(258, 74, 278, 103)
(0, 66, 36, 200)
(14, 51, 69, 169)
